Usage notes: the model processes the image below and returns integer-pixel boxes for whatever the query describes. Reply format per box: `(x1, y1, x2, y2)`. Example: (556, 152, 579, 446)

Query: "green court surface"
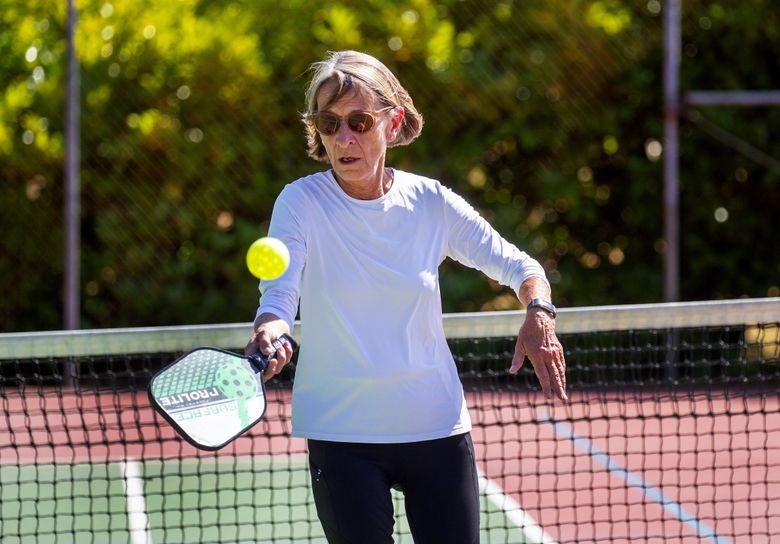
(1, 456, 543, 544)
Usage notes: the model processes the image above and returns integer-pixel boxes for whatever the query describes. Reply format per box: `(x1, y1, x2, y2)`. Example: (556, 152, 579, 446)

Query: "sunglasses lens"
(313, 111, 379, 134)
(347, 113, 373, 133)
(314, 113, 340, 135)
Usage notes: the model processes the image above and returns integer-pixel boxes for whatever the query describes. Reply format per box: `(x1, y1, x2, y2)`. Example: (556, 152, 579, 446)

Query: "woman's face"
(315, 83, 400, 193)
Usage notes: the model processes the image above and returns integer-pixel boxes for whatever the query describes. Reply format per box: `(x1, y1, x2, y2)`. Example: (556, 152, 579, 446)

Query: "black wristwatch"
(527, 298, 557, 318)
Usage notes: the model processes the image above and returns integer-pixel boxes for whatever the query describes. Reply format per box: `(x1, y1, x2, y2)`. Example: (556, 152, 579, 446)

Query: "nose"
(334, 121, 355, 147)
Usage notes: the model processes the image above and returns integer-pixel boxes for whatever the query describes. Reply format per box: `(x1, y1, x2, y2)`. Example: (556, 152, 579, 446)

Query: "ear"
(391, 106, 405, 131)
(387, 106, 405, 141)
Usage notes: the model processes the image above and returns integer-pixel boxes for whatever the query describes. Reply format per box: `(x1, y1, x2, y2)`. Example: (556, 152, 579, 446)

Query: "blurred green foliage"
(1, 0, 778, 331)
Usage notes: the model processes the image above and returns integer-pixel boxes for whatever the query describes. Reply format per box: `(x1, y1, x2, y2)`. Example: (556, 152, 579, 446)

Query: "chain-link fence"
(2, 0, 778, 331)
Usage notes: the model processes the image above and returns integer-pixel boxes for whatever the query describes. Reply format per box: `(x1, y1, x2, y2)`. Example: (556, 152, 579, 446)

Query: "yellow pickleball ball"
(246, 237, 290, 280)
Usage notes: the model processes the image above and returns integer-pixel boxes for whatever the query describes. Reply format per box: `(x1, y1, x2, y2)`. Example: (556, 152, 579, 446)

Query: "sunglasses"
(309, 106, 394, 135)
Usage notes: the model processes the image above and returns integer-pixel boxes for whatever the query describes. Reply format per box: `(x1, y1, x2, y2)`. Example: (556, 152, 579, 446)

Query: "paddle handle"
(248, 333, 298, 373)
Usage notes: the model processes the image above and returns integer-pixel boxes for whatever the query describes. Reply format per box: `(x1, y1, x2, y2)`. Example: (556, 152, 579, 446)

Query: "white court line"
(119, 460, 153, 544)
(539, 415, 732, 544)
(478, 471, 559, 544)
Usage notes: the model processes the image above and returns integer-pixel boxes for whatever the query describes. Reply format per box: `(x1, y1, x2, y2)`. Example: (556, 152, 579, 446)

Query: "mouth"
(338, 157, 359, 164)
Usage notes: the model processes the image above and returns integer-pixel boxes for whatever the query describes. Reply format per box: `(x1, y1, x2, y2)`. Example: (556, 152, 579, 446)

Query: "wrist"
(527, 298, 557, 319)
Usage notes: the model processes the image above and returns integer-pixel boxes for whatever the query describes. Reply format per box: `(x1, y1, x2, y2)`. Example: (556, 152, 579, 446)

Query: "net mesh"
(1, 298, 779, 543)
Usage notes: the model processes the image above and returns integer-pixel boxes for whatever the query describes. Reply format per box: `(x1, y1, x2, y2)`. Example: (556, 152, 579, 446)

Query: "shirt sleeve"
(255, 184, 307, 331)
(440, 184, 548, 294)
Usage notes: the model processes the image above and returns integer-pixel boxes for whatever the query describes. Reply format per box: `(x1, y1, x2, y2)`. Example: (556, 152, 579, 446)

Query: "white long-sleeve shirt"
(257, 169, 547, 443)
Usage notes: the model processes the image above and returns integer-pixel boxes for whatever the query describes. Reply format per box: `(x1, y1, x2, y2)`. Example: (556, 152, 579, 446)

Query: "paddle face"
(148, 348, 268, 451)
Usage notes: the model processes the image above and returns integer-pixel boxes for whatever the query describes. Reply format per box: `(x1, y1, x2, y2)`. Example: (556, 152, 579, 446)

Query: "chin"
(336, 166, 369, 182)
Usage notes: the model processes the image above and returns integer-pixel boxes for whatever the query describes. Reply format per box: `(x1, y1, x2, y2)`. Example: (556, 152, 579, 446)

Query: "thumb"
(510, 340, 527, 374)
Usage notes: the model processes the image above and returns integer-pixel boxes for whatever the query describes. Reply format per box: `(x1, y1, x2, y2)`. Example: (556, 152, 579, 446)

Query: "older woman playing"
(246, 50, 566, 544)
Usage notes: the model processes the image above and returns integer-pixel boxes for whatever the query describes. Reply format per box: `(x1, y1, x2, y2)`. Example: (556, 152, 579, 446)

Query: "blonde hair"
(302, 50, 423, 162)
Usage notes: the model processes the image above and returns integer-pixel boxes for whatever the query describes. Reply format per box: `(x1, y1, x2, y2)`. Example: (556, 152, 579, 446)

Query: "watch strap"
(527, 298, 557, 318)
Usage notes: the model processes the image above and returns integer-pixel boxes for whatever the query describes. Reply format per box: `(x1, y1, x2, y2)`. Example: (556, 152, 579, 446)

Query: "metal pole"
(64, 0, 80, 386)
(662, 0, 682, 382)
(65, 0, 80, 331)
(663, 0, 680, 303)
(685, 90, 780, 106)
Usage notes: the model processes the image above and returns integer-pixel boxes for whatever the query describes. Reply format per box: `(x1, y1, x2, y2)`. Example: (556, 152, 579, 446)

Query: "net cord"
(1, 297, 778, 358)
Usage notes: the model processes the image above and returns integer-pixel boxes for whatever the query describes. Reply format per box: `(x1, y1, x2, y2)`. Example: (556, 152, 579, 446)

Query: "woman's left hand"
(510, 308, 568, 401)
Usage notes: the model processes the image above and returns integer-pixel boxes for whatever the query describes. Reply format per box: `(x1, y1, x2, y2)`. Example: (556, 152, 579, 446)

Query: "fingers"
(514, 316, 568, 401)
(527, 354, 569, 401)
(509, 337, 527, 374)
(532, 357, 553, 399)
(265, 337, 295, 377)
(546, 350, 568, 401)
(244, 332, 261, 356)
(245, 328, 294, 381)
(512, 341, 568, 401)
(251, 330, 294, 379)
(553, 350, 567, 399)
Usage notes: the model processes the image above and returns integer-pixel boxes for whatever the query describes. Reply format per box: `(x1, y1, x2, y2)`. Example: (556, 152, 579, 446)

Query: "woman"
(245, 50, 566, 544)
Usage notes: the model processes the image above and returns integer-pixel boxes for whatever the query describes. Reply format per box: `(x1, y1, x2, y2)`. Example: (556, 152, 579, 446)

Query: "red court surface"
(1, 388, 306, 464)
(2, 388, 778, 543)
(471, 390, 780, 544)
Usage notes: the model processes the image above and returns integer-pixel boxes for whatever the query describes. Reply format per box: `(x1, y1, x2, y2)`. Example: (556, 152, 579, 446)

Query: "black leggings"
(307, 433, 480, 544)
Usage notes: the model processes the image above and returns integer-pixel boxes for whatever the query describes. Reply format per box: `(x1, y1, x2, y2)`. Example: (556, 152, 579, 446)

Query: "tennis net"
(1, 297, 778, 543)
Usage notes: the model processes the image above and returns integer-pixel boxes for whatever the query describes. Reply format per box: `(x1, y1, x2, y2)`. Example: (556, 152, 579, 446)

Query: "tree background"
(1, 0, 778, 332)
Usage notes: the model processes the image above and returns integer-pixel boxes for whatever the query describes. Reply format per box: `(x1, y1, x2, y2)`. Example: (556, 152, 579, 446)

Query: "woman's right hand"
(245, 313, 295, 382)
